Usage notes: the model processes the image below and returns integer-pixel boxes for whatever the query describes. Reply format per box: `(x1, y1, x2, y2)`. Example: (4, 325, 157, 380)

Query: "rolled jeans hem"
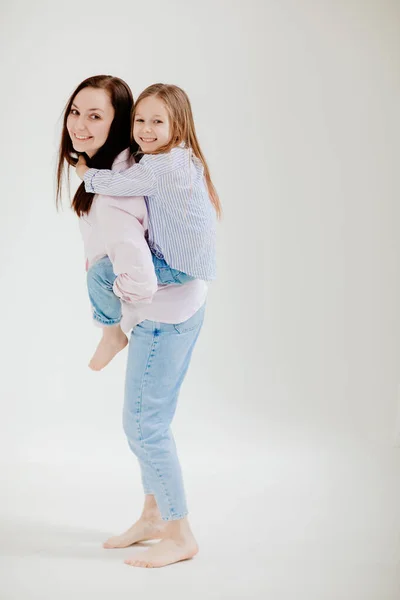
(92, 312, 121, 327)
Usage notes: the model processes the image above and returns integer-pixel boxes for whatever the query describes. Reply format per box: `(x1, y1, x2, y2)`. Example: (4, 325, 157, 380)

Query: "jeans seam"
(136, 327, 176, 519)
(161, 511, 188, 522)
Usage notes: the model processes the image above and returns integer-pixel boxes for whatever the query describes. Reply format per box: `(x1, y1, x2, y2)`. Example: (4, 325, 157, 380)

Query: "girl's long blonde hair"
(134, 84, 222, 218)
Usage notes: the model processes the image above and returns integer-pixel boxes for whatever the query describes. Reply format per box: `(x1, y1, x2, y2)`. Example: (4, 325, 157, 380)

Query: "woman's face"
(66, 87, 115, 158)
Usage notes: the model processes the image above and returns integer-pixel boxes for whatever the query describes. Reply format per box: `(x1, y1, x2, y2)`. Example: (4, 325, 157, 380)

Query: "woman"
(56, 75, 208, 568)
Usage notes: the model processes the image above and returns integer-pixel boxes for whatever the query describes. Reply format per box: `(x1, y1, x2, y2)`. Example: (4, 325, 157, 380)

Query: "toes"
(125, 558, 140, 567)
(124, 558, 152, 568)
(138, 560, 149, 568)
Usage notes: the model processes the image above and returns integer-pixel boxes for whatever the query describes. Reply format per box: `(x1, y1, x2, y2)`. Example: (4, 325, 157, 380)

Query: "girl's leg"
(152, 255, 195, 285)
(107, 305, 205, 567)
(87, 256, 128, 371)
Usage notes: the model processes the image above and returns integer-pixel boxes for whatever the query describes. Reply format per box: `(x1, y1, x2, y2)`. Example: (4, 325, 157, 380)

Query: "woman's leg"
(103, 465, 168, 549)
(106, 305, 205, 566)
(86, 256, 128, 371)
(123, 305, 205, 520)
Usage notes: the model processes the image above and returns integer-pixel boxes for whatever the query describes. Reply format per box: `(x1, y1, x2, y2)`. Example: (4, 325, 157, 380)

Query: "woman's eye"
(90, 114, 100, 120)
(70, 109, 79, 115)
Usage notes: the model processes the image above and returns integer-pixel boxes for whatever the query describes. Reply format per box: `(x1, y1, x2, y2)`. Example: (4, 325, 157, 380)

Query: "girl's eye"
(135, 118, 144, 123)
(90, 114, 100, 120)
(70, 109, 79, 115)
(154, 120, 162, 124)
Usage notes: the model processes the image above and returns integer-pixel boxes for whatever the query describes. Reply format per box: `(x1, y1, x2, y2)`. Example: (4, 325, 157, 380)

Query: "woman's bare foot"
(103, 517, 166, 549)
(124, 517, 198, 568)
(89, 324, 128, 371)
(103, 495, 165, 549)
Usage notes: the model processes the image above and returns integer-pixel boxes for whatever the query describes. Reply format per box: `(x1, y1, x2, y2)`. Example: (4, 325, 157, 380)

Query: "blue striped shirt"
(84, 146, 216, 281)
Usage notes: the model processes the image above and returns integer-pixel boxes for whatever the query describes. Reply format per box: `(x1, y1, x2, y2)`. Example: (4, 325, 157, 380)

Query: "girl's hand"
(76, 154, 89, 180)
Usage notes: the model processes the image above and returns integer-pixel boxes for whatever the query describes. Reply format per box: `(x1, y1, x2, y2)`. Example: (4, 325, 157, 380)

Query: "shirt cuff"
(112, 278, 123, 300)
(84, 168, 99, 193)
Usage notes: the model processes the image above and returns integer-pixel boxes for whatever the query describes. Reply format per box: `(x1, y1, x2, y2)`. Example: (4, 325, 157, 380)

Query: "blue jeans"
(87, 255, 194, 326)
(123, 303, 205, 520)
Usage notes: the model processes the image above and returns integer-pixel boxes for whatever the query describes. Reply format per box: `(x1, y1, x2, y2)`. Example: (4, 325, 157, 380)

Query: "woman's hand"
(76, 154, 89, 180)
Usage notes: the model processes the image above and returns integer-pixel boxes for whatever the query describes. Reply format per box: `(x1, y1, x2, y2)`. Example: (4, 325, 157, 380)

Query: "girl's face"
(133, 95, 171, 152)
(67, 87, 115, 158)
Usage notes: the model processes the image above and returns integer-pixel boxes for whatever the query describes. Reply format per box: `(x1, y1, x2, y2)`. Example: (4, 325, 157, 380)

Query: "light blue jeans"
(87, 255, 194, 326)
(123, 303, 205, 520)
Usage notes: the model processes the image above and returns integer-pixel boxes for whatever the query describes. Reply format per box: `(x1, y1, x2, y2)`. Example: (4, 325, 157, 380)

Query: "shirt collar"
(112, 147, 132, 168)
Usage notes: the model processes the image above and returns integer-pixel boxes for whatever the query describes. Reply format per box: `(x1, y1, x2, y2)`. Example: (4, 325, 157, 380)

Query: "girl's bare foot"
(124, 517, 198, 568)
(89, 324, 128, 371)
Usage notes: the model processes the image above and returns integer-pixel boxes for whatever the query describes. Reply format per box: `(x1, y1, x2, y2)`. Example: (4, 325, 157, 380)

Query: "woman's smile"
(73, 133, 93, 141)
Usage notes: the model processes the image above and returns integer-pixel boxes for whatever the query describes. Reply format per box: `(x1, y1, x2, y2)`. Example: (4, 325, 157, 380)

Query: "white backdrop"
(1, 1, 400, 598)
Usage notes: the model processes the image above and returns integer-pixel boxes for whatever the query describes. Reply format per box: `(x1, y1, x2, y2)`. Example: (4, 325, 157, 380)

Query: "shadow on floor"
(0, 515, 153, 560)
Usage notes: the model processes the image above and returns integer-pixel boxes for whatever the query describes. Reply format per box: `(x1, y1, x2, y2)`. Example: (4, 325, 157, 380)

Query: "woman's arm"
(77, 157, 157, 197)
(95, 196, 158, 305)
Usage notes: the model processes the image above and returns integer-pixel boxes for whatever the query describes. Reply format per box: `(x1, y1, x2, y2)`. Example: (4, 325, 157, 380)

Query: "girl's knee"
(87, 256, 115, 288)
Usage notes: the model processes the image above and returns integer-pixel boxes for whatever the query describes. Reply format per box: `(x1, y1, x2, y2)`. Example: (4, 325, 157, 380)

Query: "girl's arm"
(77, 157, 157, 197)
(96, 196, 158, 305)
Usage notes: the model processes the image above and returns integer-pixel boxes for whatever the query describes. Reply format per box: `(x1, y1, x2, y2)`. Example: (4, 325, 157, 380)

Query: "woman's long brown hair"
(134, 84, 222, 218)
(56, 75, 137, 216)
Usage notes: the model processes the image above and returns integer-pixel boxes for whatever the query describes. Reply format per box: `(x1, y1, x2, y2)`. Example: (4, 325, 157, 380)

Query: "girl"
(76, 83, 221, 371)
